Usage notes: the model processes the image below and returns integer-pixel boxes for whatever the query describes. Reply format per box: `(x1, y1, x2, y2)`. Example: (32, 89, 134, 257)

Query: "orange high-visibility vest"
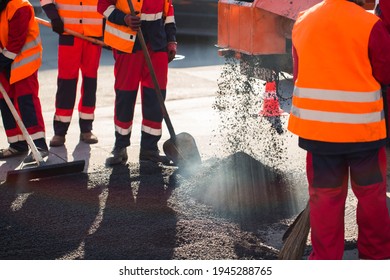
(43, 0, 103, 36)
(0, 0, 42, 84)
(103, 0, 172, 53)
(288, 0, 384, 143)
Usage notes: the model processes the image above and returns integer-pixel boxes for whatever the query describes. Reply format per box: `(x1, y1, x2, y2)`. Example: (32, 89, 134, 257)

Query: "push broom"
(0, 82, 85, 182)
(278, 202, 310, 260)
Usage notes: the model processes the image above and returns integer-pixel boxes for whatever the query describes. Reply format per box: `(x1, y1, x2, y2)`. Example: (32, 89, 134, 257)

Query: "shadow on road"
(83, 162, 177, 259)
(0, 161, 179, 260)
(0, 173, 96, 259)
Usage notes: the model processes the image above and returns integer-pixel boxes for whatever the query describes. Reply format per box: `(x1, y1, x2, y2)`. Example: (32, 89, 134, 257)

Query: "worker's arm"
(379, 0, 390, 31)
(40, 0, 64, 34)
(0, 6, 31, 74)
(97, 0, 127, 26)
(164, 1, 176, 62)
(97, 0, 141, 32)
(292, 45, 298, 84)
(369, 20, 390, 85)
(164, 1, 176, 46)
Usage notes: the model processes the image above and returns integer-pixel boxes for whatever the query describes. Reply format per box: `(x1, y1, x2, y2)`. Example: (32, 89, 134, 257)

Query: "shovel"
(0, 82, 85, 182)
(126, 0, 202, 168)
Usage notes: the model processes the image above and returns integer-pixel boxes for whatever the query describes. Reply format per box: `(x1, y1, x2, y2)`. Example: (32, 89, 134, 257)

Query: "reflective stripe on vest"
(288, 0, 384, 143)
(11, 37, 41, 69)
(0, 0, 42, 84)
(10, 39, 42, 84)
(103, 0, 172, 53)
(105, 24, 136, 42)
(55, 0, 103, 36)
(291, 105, 384, 124)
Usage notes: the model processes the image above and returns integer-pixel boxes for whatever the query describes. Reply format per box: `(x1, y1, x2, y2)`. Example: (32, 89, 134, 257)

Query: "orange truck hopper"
(217, 0, 321, 55)
(217, 0, 378, 77)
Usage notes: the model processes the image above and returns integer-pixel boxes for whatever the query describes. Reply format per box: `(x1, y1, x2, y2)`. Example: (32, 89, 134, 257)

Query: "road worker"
(40, 0, 103, 147)
(0, 0, 49, 163)
(97, 0, 177, 165)
(288, 0, 390, 259)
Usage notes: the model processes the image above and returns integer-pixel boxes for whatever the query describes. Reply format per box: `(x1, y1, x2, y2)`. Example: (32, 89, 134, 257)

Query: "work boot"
(0, 146, 28, 159)
(50, 135, 65, 147)
(139, 149, 171, 165)
(105, 147, 128, 166)
(80, 132, 98, 144)
(23, 149, 49, 164)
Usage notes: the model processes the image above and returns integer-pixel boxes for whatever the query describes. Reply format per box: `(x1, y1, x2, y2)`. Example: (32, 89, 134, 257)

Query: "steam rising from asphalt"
(179, 56, 307, 224)
(190, 152, 300, 227)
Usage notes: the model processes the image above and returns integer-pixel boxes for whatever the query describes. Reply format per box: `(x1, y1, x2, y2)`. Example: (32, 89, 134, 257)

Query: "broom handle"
(0, 82, 44, 163)
(126, 0, 176, 140)
(35, 17, 109, 48)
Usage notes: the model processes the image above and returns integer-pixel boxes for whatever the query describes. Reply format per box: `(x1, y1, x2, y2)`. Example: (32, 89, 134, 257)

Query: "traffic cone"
(259, 81, 284, 117)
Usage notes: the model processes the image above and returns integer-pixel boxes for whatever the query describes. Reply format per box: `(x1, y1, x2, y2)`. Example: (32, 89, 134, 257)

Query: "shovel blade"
(163, 132, 201, 168)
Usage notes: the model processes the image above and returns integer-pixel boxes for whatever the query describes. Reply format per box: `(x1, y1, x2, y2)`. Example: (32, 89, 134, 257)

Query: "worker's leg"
(106, 50, 143, 166)
(53, 35, 82, 136)
(2, 72, 48, 152)
(79, 38, 102, 133)
(307, 152, 348, 260)
(140, 48, 168, 151)
(349, 147, 390, 259)
(0, 72, 28, 153)
(112, 49, 142, 149)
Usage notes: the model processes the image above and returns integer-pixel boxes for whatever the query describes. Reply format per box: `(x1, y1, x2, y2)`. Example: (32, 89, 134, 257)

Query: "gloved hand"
(167, 42, 177, 63)
(51, 18, 64, 34)
(0, 53, 13, 81)
(0, 53, 13, 72)
(124, 13, 141, 31)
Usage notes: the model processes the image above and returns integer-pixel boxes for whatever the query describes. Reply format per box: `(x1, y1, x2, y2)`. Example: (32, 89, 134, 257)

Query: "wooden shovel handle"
(35, 17, 109, 48)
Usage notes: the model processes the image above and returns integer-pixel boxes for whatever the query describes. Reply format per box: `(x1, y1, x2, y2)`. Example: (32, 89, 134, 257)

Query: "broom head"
(6, 160, 85, 183)
(278, 203, 310, 260)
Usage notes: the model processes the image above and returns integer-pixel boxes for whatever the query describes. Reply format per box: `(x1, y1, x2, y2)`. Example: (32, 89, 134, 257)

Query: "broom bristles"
(278, 203, 310, 260)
